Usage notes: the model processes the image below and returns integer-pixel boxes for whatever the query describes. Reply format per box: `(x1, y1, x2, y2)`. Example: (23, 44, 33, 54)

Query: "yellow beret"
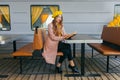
(52, 10, 62, 18)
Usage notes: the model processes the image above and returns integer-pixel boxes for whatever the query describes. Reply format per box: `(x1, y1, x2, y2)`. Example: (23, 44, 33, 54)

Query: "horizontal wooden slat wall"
(0, 1, 119, 35)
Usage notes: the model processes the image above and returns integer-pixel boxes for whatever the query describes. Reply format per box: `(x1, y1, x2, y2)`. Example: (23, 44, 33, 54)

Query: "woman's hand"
(63, 32, 77, 40)
(63, 34, 70, 39)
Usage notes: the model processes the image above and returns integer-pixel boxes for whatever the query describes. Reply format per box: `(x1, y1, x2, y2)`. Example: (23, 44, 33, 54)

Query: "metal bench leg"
(73, 43, 76, 58)
(13, 41, 17, 59)
(91, 48, 94, 58)
(19, 57, 23, 74)
(13, 40, 16, 52)
(107, 56, 109, 73)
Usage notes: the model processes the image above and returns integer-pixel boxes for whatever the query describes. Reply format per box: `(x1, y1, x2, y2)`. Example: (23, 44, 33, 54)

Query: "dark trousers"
(57, 41, 73, 63)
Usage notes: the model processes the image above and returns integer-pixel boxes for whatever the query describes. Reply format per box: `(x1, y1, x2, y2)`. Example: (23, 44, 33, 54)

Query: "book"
(65, 32, 77, 39)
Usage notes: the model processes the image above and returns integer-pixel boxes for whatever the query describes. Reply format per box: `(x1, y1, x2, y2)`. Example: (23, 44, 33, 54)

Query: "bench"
(88, 25, 120, 72)
(12, 28, 63, 74)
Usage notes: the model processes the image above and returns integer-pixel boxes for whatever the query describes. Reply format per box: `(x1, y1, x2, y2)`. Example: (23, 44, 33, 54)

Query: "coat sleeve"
(48, 23, 64, 41)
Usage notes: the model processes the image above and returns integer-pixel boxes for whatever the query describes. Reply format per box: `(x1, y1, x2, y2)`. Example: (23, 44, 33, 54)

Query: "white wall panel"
(0, 1, 120, 35)
(10, 2, 31, 34)
(0, 0, 27, 2)
(61, 2, 113, 12)
(27, 0, 120, 2)
(63, 13, 113, 22)
(64, 23, 104, 34)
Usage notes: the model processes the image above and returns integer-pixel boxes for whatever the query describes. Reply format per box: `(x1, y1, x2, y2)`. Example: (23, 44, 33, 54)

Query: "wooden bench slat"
(12, 42, 63, 57)
(12, 43, 33, 57)
(12, 51, 32, 56)
(88, 43, 120, 56)
(101, 26, 120, 46)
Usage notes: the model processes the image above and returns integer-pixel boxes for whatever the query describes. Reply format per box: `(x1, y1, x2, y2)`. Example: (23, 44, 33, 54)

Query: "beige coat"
(42, 23, 66, 64)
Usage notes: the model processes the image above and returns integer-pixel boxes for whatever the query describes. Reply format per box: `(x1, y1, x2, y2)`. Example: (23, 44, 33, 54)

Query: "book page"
(65, 32, 77, 39)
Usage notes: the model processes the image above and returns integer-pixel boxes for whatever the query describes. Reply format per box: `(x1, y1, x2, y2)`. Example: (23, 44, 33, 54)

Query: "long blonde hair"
(52, 16, 63, 36)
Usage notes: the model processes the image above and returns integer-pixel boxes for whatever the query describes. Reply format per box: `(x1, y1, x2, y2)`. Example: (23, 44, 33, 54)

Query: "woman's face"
(55, 15, 62, 23)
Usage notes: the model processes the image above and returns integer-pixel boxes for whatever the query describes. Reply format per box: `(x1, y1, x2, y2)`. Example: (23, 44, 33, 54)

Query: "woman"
(42, 10, 79, 73)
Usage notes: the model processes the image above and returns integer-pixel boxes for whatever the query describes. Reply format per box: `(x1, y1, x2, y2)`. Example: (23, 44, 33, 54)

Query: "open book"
(65, 32, 77, 39)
